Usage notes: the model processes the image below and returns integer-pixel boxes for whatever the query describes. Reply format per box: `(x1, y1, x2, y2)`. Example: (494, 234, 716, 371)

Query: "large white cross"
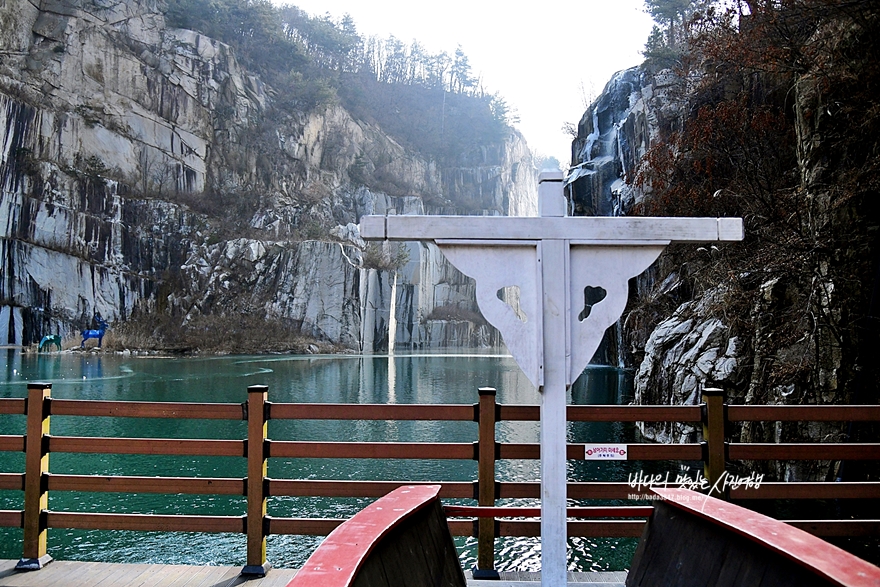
(360, 170, 743, 586)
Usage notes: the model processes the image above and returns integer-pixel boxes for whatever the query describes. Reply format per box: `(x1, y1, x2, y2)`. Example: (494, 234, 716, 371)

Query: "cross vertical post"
(538, 172, 569, 587)
(358, 169, 743, 586)
(702, 386, 727, 498)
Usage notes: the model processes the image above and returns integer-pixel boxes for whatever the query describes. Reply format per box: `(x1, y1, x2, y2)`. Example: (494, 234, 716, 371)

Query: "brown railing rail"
(1, 383, 879, 576)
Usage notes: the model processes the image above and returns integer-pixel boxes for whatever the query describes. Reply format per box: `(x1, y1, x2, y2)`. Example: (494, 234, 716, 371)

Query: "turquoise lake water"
(0, 349, 648, 571)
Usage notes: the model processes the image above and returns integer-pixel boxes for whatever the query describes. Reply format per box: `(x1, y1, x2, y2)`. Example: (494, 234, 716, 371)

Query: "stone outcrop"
(634, 288, 740, 443)
(566, 67, 678, 217)
(0, 0, 536, 349)
(563, 66, 679, 368)
(571, 44, 871, 485)
(0, 89, 198, 343)
(568, 67, 749, 440)
(175, 238, 363, 347)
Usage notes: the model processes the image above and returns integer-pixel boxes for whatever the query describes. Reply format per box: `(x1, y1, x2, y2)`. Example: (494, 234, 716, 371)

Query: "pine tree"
(644, 0, 695, 47)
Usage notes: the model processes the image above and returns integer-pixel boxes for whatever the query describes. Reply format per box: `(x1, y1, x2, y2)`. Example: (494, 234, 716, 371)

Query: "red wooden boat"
(287, 485, 880, 587)
(629, 488, 880, 587)
(286, 485, 465, 587)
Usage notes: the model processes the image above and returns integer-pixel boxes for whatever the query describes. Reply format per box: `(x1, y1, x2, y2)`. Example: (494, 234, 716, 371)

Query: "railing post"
(243, 385, 271, 576)
(474, 386, 499, 580)
(702, 385, 727, 498)
(17, 382, 52, 570)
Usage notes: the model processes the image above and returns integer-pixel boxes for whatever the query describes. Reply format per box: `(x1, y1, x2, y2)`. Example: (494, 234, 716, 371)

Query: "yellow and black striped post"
(17, 382, 52, 570)
(243, 384, 271, 576)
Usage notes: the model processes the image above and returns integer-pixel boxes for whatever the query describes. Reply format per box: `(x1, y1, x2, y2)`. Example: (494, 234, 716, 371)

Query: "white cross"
(360, 170, 743, 586)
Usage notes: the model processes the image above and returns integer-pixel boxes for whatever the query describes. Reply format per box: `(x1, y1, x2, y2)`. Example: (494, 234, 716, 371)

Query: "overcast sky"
(274, 1, 655, 166)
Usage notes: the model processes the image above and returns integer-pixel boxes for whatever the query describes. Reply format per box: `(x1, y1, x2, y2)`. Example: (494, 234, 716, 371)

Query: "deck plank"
(92, 561, 150, 587)
(0, 561, 622, 586)
(175, 565, 224, 587)
(0, 561, 15, 582)
(0, 562, 298, 587)
(123, 564, 171, 587)
(152, 564, 201, 586)
(206, 565, 245, 587)
(57, 562, 99, 587)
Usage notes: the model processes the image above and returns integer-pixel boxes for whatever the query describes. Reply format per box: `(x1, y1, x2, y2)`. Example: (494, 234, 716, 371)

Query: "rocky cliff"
(0, 0, 536, 350)
(568, 66, 826, 453)
(570, 3, 880, 483)
(563, 66, 780, 474)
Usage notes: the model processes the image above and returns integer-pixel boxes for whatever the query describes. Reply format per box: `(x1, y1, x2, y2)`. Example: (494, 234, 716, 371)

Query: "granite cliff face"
(567, 67, 748, 441)
(0, 0, 536, 350)
(567, 67, 681, 218)
(572, 11, 880, 486)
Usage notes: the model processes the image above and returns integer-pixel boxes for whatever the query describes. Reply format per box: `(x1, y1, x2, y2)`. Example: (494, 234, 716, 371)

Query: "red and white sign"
(584, 444, 628, 460)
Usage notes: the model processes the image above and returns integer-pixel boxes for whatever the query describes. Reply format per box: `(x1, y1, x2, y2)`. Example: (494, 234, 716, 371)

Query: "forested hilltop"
(165, 0, 514, 164)
(571, 0, 880, 485)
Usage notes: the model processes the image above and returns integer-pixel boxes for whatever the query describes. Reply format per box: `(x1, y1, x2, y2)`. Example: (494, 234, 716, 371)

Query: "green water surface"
(0, 349, 649, 571)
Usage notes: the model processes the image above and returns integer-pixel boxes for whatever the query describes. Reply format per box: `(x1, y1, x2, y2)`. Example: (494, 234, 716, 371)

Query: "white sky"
(275, 1, 655, 166)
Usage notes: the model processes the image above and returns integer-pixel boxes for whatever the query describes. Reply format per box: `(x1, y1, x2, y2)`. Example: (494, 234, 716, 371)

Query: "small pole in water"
(388, 263, 398, 401)
(388, 266, 398, 353)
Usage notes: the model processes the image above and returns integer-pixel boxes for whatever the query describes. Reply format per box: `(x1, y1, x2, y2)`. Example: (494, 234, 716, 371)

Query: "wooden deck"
(0, 561, 627, 586)
(0, 560, 299, 587)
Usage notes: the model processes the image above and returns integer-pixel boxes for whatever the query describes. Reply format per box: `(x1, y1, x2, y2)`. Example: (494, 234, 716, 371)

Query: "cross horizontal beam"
(360, 215, 743, 243)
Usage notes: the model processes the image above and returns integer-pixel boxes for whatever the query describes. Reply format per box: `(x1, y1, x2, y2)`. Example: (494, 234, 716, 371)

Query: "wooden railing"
(1, 383, 879, 576)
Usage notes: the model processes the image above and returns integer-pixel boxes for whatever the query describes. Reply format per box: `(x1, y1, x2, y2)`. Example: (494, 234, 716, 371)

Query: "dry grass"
(100, 313, 338, 355)
(424, 305, 486, 325)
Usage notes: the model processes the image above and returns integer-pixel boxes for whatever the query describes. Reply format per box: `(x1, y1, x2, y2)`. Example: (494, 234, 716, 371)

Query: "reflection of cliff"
(0, 0, 536, 350)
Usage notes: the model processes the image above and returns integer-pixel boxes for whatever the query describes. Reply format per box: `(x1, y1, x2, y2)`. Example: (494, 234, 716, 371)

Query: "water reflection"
(0, 351, 641, 571)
